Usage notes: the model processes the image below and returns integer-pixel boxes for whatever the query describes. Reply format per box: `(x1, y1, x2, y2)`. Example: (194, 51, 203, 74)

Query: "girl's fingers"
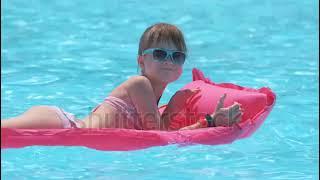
(224, 104, 239, 119)
(229, 103, 242, 114)
(231, 104, 240, 114)
(232, 111, 242, 120)
(185, 89, 201, 101)
(233, 114, 242, 124)
(190, 88, 201, 95)
(183, 88, 201, 96)
(215, 93, 227, 111)
(231, 112, 243, 125)
(191, 88, 201, 95)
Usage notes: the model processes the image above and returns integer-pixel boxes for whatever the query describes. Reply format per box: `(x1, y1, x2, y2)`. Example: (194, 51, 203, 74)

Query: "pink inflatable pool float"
(1, 68, 276, 151)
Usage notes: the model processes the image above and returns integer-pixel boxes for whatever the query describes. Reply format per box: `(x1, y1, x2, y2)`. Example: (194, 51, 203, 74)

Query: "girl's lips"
(161, 68, 174, 71)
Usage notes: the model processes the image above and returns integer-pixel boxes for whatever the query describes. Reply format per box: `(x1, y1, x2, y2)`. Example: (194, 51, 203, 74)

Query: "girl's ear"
(137, 55, 144, 69)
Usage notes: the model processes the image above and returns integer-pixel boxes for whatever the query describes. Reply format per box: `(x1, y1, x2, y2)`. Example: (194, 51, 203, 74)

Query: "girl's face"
(138, 41, 184, 84)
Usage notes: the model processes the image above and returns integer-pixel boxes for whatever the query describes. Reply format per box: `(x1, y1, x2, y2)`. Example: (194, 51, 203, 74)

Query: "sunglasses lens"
(153, 49, 167, 61)
(172, 52, 186, 65)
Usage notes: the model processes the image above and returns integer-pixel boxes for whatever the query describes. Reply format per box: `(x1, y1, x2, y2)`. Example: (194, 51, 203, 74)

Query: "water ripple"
(7, 74, 60, 86)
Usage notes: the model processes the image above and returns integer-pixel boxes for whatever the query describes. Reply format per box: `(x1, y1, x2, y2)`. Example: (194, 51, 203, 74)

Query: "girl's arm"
(159, 105, 175, 130)
(160, 104, 208, 131)
(128, 78, 242, 131)
(127, 76, 163, 130)
(179, 94, 243, 130)
(128, 76, 200, 130)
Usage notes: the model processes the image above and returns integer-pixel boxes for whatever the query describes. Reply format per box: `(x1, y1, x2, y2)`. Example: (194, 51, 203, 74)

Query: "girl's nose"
(163, 55, 174, 64)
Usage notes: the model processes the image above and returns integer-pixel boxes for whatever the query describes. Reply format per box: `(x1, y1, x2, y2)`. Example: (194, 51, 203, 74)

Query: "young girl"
(1, 23, 242, 131)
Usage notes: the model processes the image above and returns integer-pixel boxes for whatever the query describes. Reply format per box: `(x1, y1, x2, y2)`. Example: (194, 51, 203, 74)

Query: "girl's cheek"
(177, 66, 183, 75)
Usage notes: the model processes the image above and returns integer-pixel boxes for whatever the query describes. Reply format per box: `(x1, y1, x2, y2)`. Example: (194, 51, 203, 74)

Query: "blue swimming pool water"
(1, 0, 319, 179)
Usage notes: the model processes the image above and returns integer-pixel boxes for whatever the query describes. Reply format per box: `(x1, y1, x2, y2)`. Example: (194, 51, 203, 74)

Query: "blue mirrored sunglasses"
(142, 48, 186, 65)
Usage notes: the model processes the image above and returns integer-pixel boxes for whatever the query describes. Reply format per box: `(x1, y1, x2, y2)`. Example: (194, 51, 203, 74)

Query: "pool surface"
(1, 0, 319, 179)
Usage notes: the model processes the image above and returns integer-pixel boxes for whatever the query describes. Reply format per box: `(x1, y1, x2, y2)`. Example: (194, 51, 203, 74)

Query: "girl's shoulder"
(124, 75, 152, 89)
(109, 75, 152, 98)
(123, 75, 156, 102)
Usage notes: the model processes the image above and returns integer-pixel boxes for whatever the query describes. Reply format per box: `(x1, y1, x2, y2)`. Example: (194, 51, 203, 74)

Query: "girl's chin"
(146, 72, 181, 84)
(159, 76, 180, 83)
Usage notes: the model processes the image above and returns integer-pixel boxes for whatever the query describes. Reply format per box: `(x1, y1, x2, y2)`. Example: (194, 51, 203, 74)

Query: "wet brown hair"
(138, 23, 187, 55)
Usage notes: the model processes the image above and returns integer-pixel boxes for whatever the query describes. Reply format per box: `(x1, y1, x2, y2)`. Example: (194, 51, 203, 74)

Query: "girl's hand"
(179, 94, 243, 131)
(211, 94, 243, 127)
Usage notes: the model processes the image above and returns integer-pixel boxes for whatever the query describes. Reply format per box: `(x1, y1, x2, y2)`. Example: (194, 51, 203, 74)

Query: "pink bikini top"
(92, 96, 161, 130)
(92, 96, 143, 130)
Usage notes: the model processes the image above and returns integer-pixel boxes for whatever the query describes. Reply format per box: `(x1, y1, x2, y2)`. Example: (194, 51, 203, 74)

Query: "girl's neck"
(143, 75, 167, 103)
(151, 81, 167, 103)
